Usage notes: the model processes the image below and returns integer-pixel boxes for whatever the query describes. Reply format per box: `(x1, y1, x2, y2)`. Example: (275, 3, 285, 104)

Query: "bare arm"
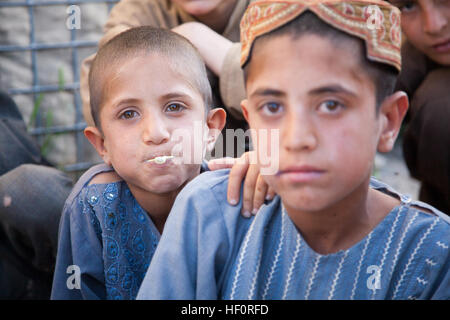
(172, 22, 233, 76)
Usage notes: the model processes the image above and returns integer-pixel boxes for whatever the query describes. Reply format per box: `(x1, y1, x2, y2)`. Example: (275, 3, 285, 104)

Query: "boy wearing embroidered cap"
(137, 0, 449, 300)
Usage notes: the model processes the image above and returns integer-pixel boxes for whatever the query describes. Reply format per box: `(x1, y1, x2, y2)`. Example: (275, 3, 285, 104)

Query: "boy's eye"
(396, 1, 417, 12)
(120, 110, 138, 119)
(318, 100, 344, 113)
(165, 103, 186, 113)
(260, 102, 283, 115)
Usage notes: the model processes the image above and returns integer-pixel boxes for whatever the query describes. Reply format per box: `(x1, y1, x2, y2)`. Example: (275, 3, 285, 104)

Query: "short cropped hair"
(89, 26, 212, 128)
(244, 11, 398, 111)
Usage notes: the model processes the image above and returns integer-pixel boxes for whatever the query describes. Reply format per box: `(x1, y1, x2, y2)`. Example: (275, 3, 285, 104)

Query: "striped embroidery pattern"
(436, 241, 448, 249)
(387, 211, 419, 288)
(328, 250, 349, 300)
(282, 232, 302, 299)
(248, 251, 263, 300)
(229, 215, 259, 299)
(305, 254, 322, 300)
(371, 208, 402, 299)
(350, 232, 373, 300)
(392, 218, 439, 299)
(262, 207, 287, 299)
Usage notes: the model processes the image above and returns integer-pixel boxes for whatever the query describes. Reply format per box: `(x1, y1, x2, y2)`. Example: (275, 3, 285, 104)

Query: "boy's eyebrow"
(160, 92, 194, 101)
(249, 88, 286, 99)
(112, 98, 140, 108)
(111, 91, 194, 108)
(250, 85, 357, 99)
(308, 85, 357, 97)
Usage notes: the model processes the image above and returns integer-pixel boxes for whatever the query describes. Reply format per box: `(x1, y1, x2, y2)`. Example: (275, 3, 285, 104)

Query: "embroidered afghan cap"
(240, 0, 402, 71)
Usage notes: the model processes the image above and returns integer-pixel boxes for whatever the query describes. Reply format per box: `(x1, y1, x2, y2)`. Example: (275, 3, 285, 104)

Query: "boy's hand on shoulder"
(208, 152, 276, 218)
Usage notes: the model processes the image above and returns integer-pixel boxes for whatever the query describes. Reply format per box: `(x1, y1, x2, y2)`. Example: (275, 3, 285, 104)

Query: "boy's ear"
(241, 99, 250, 122)
(205, 108, 227, 151)
(84, 126, 112, 165)
(377, 91, 409, 153)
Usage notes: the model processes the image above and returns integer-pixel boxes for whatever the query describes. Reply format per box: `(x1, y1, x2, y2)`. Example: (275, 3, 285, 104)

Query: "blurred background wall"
(0, 0, 119, 181)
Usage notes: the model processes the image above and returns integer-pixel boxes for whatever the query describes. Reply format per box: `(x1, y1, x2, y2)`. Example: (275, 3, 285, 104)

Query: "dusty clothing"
(396, 41, 450, 215)
(80, 0, 248, 127)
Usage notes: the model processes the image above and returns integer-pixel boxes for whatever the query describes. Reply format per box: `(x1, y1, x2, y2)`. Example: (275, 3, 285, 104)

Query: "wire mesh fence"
(0, 0, 119, 173)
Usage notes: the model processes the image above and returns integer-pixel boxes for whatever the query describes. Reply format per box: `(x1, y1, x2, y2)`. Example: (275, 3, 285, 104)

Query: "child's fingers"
(252, 175, 268, 215)
(241, 164, 260, 217)
(266, 185, 277, 201)
(227, 153, 250, 206)
(207, 157, 236, 171)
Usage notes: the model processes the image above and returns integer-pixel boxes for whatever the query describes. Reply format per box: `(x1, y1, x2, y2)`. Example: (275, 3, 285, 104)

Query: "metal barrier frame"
(0, 0, 119, 172)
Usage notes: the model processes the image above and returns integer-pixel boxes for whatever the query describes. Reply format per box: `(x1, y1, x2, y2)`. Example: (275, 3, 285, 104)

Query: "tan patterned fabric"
(240, 0, 402, 71)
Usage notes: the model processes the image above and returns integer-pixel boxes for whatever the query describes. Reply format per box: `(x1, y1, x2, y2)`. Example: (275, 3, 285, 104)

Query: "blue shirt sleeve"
(417, 220, 450, 300)
(137, 169, 252, 299)
(51, 189, 106, 299)
(431, 265, 450, 300)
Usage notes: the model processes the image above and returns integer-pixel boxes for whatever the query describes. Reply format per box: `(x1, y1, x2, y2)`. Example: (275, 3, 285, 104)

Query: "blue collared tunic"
(137, 169, 450, 300)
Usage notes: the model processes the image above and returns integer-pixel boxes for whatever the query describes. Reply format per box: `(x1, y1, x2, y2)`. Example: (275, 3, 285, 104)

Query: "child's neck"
(284, 180, 399, 255)
(127, 183, 186, 234)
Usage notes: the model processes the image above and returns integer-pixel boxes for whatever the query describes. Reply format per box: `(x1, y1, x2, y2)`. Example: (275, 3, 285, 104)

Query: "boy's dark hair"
(89, 26, 212, 128)
(244, 11, 398, 111)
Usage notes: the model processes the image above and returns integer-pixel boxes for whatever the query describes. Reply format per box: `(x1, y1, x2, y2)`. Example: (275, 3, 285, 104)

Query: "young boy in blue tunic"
(137, 0, 450, 300)
(50, 26, 268, 299)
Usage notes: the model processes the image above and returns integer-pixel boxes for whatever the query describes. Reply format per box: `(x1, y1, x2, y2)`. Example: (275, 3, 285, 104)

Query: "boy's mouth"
(431, 38, 450, 53)
(145, 155, 175, 165)
(276, 165, 326, 183)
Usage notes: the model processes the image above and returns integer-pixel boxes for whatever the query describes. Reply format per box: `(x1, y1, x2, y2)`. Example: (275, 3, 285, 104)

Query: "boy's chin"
(279, 189, 334, 214)
(143, 182, 182, 196)
(148, 172, 200, 195)
(145, 176, 188, 194)
(426, 50, 450, 66)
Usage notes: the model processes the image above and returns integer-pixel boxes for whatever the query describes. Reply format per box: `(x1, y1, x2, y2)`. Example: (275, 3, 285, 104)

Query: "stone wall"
(0, 1, 113, 179)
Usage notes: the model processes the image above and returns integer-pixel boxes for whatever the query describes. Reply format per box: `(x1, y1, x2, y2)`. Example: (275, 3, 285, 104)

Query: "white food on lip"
(146, 155, 174, 164)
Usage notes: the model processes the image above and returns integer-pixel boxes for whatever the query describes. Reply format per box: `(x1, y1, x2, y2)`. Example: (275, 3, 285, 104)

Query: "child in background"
(137, 0, 449, 300)
(389, 0, 450, 214)
(50, 26, 266, 299)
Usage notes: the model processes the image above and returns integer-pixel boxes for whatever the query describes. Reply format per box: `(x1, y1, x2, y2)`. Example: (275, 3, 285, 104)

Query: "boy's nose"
(141, 115, 170, 145)
(283, 111, 317, 152)
(422, 4, 448, 35)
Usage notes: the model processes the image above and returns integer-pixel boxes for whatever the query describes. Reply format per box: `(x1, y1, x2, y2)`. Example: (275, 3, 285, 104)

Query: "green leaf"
(58, 67, 65, 91)
(46, 109, 53, 127)
(29, 93, 44, 127)
(40, 133, 53, 158)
